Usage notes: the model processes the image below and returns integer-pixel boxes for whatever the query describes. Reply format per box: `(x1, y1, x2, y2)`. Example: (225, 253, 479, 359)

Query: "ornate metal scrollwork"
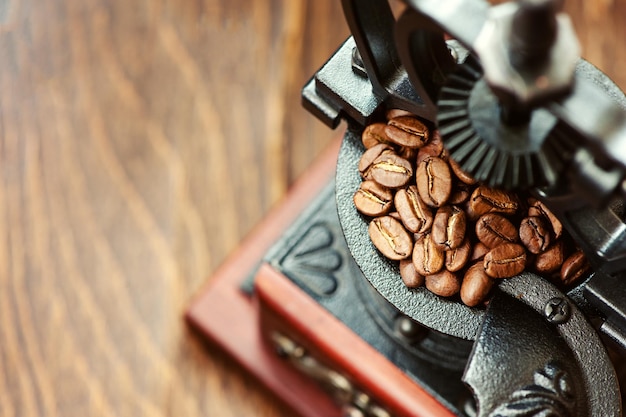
(489, 362, 575, 417)
(279, 222, 343, 297)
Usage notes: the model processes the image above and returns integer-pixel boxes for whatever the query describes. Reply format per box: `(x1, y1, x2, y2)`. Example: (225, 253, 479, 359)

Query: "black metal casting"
(262, 181, 474, 415)
(301, 0, 626, 415)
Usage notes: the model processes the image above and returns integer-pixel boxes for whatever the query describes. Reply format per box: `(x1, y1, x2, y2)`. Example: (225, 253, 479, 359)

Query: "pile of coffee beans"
(353, 110, 590, 307)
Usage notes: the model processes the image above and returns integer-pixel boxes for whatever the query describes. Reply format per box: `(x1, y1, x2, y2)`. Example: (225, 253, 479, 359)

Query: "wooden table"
(0, 1, 624, 416)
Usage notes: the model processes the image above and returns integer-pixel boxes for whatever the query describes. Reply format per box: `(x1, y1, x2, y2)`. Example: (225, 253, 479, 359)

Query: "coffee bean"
(432, 205, 466, 250)
(362, 123, 392, 149)
(389, 211, 402, 221)
(370, 152, 413, 188)
(395, 185, 433, 234)
(475, 213, 518, 248)
(560, 249, 590, 286)
(368, 216, 413, 260)
(413, 231, 428, 242)
(519, 216, 551, 254)
(385, 116, 429, 148)
(412, 233, 444, 276)
(416, 131, 445, 165)
(528, 197, 563, 239)
(449, 157, 477, 185)
(461, 262, 494, 307)
(425, 269, 461, 297)
(353, 180, 393, 217)
(398, 146, 418, 162)
(416, 156, 452, 207)
(358, 143, 393, 179)
(467, 186, 519, 220)
(386, 108, 415, 120)
(534, 240, 564, 274)
(484, 243, 527, 278)
(400, 259, 425, 288)
(355, 121, 591, 305)
(470, 242, 490, 261)
(449, 183, 473, 205)
(445, 238, 471, 272)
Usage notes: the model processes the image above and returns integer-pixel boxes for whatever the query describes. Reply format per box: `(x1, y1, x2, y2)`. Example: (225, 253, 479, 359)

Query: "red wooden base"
(186, 139, 343, 417)
(186, 137, 453, 417)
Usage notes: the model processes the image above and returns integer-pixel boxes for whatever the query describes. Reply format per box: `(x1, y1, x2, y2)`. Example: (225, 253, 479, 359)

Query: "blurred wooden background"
(0, 0, 624, 416)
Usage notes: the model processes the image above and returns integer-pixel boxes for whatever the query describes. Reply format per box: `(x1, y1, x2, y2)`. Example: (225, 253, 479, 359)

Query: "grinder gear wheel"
(436, 55, 577, 189)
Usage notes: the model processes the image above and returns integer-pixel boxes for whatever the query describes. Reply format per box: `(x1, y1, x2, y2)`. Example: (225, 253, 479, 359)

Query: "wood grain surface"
(0, 0, 624, 416)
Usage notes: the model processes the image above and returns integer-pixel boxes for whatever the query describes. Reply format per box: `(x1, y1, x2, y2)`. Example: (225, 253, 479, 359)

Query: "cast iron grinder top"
(304, 1, 626, 415)
(333, 0, 626, 339)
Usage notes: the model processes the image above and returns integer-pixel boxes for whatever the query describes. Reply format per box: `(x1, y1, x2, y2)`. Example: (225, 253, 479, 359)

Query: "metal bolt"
(544, 297, 571, 324)
(394, 315, 425, 343)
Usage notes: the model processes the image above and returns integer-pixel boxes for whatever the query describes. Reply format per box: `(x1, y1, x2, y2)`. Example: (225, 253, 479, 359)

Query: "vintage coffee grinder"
(187, 0, 626, 416)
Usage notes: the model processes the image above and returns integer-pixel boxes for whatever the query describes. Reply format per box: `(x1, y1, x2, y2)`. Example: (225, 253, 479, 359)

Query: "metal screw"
(544, 297, 571, 324)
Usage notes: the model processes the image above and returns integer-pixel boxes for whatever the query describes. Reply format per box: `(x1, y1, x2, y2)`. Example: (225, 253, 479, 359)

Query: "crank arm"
(462, 272, 621, 417)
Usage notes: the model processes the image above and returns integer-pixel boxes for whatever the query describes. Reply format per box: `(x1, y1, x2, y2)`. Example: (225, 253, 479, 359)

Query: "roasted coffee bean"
(449, 157, 477, 185)
(353, 180, 393, 217)
(449, 184, 473, 205)
(470, 242, 490, 261)
(368, 216, 413, 260)
(484, 243, 527, 279)
(413, 232, 427, 242)
(370, 152, 413, 188)
(389, 211, 402, 221)
(362, 123, 392, 149)
(425, 269, 461, 297)
(385, 116, 429, 148)
(432, 205, 466, 250)
(519, 216, 551, 254)
(445, 238, 471, 272)
(400, 259, 425, 288)
(416, 156, 452, 207)
(358, 143, 392, 179)
(398, 146, 418, 161)
(560, 249, 590, 286)
(528, 197, 563, 239)
(416, 131, 445, 165)
(386, 108, 415, 120)
(534, 240, 565, 274)
(475, 213, 518, 248)
(395, 185, 433, 234)
(354, 121, 591, 304)
(412, 233, 444, 276)
(461, 262, 494, 307)
(467, 186, 519, 220)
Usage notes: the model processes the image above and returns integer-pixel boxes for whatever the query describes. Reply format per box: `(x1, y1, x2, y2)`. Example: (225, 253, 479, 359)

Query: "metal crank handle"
(462, 272, 621, 417)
